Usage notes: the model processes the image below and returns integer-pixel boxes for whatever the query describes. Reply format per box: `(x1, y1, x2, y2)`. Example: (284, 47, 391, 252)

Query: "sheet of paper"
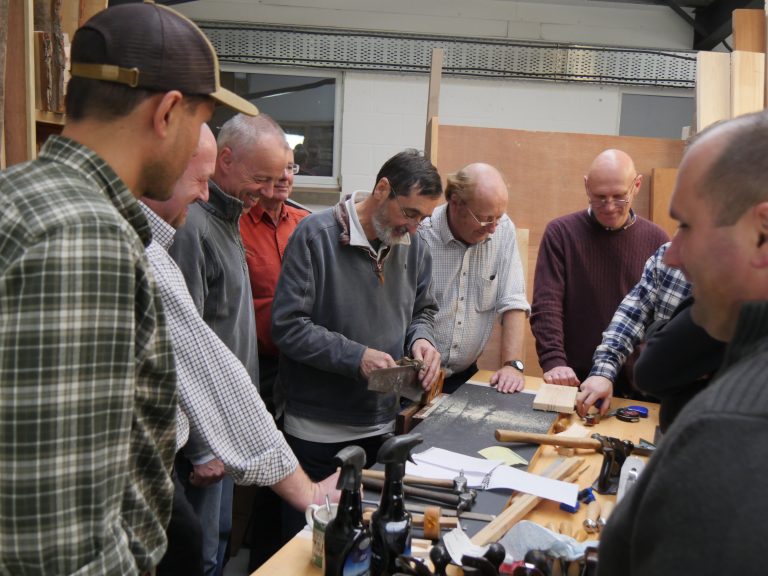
(487, 465, 579, 506)
(407, 447, 502, 488)
(478, 446, 528, 467)
(442, 527, 489, 565)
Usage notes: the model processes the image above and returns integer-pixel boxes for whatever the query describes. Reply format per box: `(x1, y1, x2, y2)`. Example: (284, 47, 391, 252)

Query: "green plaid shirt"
(0, 136, 177, 574)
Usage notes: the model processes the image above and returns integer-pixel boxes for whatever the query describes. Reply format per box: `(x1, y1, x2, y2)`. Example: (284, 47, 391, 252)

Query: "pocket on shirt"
(475, 274, 498, 312)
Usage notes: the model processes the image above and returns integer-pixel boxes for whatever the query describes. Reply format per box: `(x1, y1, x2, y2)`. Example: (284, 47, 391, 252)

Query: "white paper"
(442, 527, 489, 565)
(406, 447, 578, 507)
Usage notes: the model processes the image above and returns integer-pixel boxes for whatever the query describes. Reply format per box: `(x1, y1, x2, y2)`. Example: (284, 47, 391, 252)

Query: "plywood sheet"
(477, 228, 528, 371)
(731, 50, 765, 118)
(532, 383, 577, 414)
(437, 124, 684, 376)
(696, 51, 730, 132)
(650, 168, 678, 239)
(733, 9, 766, 53)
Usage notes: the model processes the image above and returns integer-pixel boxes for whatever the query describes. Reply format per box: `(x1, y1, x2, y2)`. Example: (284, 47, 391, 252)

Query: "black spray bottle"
(370, 432, 424, 576)
(324, 445, 371, 576)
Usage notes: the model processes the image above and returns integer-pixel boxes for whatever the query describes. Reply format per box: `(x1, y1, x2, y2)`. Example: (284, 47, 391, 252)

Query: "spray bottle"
(370, 432, 424, 576)
(324, 445, 371, 576)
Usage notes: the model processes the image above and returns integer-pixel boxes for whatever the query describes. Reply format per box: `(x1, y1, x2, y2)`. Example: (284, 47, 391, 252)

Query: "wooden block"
(696, 51, 730, 132)
(532, 383, 577, 414)
(650, 167, 678, 239)
(4, 0, 36, 166)
(733, 9, 765, 53)
(731, 50, 765, 118)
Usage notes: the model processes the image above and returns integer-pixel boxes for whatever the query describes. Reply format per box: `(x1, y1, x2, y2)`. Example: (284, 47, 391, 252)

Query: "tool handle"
(598, 500, 614, 529)
(362, 468, 454, 489)
(585, 499, 601, 523)
(362, 477, 459, 506)
(495, 430, 602, 450)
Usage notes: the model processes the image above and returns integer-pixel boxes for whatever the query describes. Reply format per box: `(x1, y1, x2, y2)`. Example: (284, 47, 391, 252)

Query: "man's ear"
(634, 173, 644, 193)
(751, 202, 768, 268)
(372, 177, 390, 200)
(151, 90, 184, 138)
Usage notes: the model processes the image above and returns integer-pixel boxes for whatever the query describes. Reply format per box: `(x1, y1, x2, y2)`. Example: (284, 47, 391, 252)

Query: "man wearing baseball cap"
(0, 2, 256, 574)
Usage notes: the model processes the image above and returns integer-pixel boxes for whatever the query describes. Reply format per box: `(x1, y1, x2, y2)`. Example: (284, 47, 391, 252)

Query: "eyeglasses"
(588, 176, 637, 208)
(457, 195, 503, 228)
(285, 163, 300, 175)
(390, 185, 427, 224)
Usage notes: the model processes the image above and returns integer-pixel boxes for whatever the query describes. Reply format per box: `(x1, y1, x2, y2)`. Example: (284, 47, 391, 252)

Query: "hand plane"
(368, 358, 424, 402)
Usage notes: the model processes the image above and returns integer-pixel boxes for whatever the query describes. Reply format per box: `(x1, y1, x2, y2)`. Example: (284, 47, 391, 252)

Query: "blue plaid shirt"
(589, 243, 691, 382)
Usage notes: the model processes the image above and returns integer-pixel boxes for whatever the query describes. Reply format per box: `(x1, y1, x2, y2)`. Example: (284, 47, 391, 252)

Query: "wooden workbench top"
(250, 372, 659, 575)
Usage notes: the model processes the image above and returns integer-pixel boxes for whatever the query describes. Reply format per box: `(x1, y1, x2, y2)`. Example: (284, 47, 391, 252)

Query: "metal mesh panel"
(200, 22, 695, 88)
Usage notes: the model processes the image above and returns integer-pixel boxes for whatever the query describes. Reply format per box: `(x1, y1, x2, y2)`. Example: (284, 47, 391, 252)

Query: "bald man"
(530, 149, 668, 397)
(419, 163, 530, 394)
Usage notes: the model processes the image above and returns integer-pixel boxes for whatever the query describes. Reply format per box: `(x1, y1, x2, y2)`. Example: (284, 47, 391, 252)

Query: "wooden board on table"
(532, 383, 577, 414)
(650, 168, 677, 239)
(696, 51, 730, 133)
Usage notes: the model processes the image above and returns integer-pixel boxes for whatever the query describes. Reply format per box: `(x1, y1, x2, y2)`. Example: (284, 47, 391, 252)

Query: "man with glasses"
(530, 149, 668, 395)
(271, 149, 443, 537)
(419, 163, 530, 394)
(169, 112, 289, 576)
(237, 147, 309, 570)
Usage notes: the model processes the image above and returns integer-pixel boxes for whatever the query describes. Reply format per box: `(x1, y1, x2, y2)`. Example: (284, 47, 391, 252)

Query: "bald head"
(144, 123, 217, 229)
(445, 162, 508, 244)
(586, 149, 637, 187)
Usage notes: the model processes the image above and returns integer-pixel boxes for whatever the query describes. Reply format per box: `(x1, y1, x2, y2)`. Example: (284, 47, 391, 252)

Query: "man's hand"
(411, 339, 441, 390)
(576, 376, 613, 417)
(490, 365, 525, 393)
(311, 470, 342, 506)
(189, 458, 225, 487)
(542, 366, 580, 387)
(359, 348, 397, 379)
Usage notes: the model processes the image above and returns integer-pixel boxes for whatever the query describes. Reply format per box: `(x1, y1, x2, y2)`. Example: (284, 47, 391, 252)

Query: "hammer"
(362, 469, 472, 495)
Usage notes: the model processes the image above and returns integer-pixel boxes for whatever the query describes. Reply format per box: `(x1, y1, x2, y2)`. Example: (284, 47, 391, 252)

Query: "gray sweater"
(169, 181, 259, 388)
(272, 203, 437, 426)
(598, 300, 768, 575)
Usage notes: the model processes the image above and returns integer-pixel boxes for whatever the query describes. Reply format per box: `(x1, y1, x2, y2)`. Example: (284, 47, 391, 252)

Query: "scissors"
(603, 407, 644, 423)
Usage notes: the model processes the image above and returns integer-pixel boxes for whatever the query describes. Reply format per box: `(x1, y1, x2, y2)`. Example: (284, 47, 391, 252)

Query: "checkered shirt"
(142, 205, 298, 485)
(0, 136, 177, 574)
(418, 203, 530, 375)
(590, 242, 691, 382)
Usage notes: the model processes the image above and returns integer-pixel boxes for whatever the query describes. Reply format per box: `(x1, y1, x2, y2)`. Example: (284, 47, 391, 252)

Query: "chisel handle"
(495, 430, 602, 451)
(362, 469, 454, 490)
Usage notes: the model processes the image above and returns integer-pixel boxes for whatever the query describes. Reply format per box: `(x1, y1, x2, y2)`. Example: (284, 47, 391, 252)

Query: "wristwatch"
(503, 359, 525, 372)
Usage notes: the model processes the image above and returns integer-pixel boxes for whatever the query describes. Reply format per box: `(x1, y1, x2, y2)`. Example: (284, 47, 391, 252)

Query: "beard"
(372, 205, 409, 245)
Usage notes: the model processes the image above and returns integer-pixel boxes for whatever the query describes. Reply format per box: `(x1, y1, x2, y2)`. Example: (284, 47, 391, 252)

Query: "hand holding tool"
(368, 357, 425, 402)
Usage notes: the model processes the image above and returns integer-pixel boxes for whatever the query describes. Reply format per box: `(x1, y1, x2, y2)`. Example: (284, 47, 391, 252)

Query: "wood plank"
(733, 8, 765, 53)
(78, 0, 107, 27)
(731, 50, 765, 118)
(696, 51, 730, 132)
(650, 168, 678, 239)
(59, 0, 79, 40)
(424, 48, 442, 164)
(477, 228, 529, 371)
(532, 383, 577, 414)
(436, 125, 684, 376)
(425, 116, 439, 165)
(0, 0, 9, 168)
(4, 0, 36, 166)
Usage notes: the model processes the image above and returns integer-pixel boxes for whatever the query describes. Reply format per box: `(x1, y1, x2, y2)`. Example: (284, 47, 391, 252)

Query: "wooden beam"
(694, 0, 762, 51)
(4, 0, 36, 166)
(731, 50, 765, 118)
(733, 8, 765, 52)
(696, 51, 730, 132)
(424, 48, 443, 164)
(0, 0, 9, 168)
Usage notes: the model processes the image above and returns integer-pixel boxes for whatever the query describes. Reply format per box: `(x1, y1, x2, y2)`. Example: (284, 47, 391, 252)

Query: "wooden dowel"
(495, 430, 601, 451)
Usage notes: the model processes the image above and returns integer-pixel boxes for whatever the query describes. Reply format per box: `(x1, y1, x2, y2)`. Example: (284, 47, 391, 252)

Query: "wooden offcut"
(696, 51, 730, 132)
(731, 50, 765, 118)
(532, 383, 577, 414)
(424, 48, 443, 164)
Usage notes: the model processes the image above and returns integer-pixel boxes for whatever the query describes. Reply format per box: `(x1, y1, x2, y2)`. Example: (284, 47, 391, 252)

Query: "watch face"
(506, 360, 524, 371)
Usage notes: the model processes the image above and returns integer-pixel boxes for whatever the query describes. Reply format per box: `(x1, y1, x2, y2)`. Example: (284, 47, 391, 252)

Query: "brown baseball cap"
(69, 1, 258, 116)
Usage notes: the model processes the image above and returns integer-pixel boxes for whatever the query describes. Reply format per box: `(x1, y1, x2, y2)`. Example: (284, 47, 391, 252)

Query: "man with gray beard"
(271, 150, 443, 538)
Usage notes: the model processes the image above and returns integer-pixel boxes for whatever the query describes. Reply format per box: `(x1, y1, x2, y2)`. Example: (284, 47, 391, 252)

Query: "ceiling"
(110, 0, 764, 50)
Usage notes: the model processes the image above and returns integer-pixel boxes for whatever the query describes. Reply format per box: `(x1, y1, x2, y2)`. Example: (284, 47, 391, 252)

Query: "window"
(213, 66, 342, 188)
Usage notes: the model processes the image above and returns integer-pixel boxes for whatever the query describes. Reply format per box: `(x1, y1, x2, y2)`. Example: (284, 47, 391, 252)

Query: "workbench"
(250, 372, 660, 575)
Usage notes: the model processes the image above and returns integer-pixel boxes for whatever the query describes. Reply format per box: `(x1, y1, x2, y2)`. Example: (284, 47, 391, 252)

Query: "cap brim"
(211, 87, 259, 116)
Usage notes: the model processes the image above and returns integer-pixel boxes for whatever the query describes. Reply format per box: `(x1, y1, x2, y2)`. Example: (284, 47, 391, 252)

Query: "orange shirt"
(240, 202, 309, 358)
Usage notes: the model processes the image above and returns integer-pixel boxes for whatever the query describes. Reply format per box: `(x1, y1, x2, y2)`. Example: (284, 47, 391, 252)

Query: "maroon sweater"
(531, 210, 669, 386)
